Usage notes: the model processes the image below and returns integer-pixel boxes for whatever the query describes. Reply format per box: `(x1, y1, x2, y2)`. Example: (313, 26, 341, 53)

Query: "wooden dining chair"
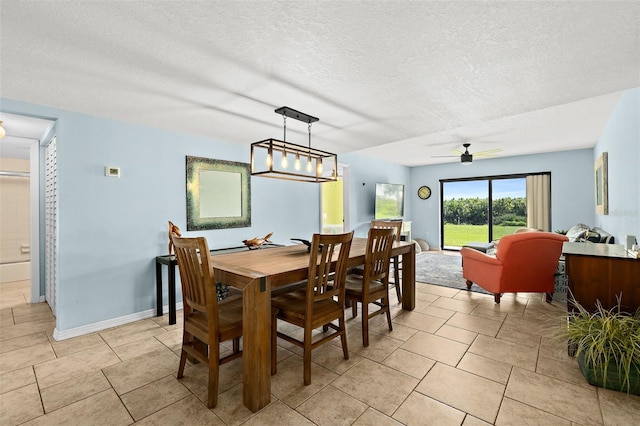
(271, 230, 354, 385)
(171, 234, 243, 408)
(371, 220, 403, 303)
(344, 227, 395, 347)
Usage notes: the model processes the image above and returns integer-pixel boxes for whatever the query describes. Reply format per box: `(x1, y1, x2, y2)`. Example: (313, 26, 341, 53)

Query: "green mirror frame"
(186, 156, 251, 230)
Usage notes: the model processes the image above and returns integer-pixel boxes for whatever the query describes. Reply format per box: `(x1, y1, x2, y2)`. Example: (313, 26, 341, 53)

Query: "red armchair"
(461, 232, 568, 303)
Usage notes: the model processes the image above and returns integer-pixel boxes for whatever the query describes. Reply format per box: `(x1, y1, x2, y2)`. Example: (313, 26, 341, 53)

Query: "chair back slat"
(171, 234, 219, 327)
(308, 231, 354, 304)
(363, 227, 395, 286)
(371, 220, 402, 242)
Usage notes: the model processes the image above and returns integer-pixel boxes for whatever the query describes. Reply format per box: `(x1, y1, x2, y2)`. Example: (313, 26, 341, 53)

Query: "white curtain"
(526, 174, 551, 231)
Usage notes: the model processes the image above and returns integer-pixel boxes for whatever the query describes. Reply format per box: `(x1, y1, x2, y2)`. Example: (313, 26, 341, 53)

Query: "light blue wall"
(593, 87, 640, 244)
(339, 153, 411, 238)
(409, 149, 595, 249)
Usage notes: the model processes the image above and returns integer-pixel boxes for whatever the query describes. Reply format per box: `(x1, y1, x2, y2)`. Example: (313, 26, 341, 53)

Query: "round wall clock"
(418, 185, 431, 200)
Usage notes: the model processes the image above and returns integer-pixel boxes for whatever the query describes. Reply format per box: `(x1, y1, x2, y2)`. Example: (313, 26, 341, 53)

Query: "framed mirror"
(186, 156, 251, 230)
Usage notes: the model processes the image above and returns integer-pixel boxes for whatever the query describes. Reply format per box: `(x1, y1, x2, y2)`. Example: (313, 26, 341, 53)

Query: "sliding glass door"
(440, 175, 530, 249)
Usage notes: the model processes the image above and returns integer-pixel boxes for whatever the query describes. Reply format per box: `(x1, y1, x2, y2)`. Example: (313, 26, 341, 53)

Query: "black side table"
(155, 254, 177, 325)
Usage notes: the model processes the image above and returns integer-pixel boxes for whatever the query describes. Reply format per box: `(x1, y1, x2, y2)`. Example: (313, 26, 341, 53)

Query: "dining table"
(210, 237, 416, 412)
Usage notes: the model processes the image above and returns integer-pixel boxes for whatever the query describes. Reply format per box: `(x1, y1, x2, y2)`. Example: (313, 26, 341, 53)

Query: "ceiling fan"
(433, 143, 502, 165)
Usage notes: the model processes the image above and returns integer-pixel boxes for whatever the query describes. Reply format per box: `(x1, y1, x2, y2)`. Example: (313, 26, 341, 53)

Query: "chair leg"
(177, 349, 188, 379)
(351, 300, 358, 318)
(545, 292, 553, 303)
(271, 311, 278, 375)
(466, 280, 473, 290)
(339, 316, 349, 360)
(207, 357, 219, 408)
(494, 293, 501, 304)
(303, 326, 312, 386)
(362, 301, 369, 347)
(384, 296, 393, 331)
(393, 257, 402, 302)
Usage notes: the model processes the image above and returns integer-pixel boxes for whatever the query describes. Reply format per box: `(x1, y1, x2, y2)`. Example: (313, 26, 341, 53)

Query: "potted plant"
(561, 296, 640, 395)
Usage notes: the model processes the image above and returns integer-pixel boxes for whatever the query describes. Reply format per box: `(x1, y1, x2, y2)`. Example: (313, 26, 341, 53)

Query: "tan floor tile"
(597, 387, 640, 424)
(296, 385, 368, 425)
(355, 333, 403, 363)
(0, 382, 43, 425)
(0, 308, 14, 327)
(0, 331, 49, 355)
(462, 414, 492, 425)
(469, 306, 508, 321)
(352, 407, 403, 425)
(332, 358, 419, 416)
(392, 310, 446, 333)
(34, 344, 119, 389)
(0, 341, 55, 374)
(417, 283, 461, 298)
(501, 312, 558, 337)
(416, 362, 504, 423)
(457, 352, 512, 384)
(211, 383, 262, 426)
(505, 367, 602, 425)
(452, 290, 495, 305)
(154, 327, 182, 351)
(270, 354, 338, 408)
(99, 318, 166, 348)
(112, 336, 166, 361)
(13, 309, 54, 325)
(401, 331, 468, 366)
(40, 371, 111, 413)
(49, 332, 106, 358)
(243, 400, 314, 425)
(430, 297, 479, 314)
(469, 334, 538, 371)
(495, 326, 541, 349)
(536, 355, 590, 388)
(134, 394, 225, 425)
(418, 304, 456, 319)
(103, 347, 178, 395)
(312, 342, 364, 375)
(445, 311, 503, 336)
(382, 348, 435, 379)
(436, 324, 478, 344)
(121, 375, 190, 420)
(496, 397, 571, 425)
(0, 366, 35, 394)
(370, 321, 418, 342)
(393, 391, 466, 425)
(475, 297, 528, 315)
(21, 389, 132, 426)
(0, 318, 56, 342)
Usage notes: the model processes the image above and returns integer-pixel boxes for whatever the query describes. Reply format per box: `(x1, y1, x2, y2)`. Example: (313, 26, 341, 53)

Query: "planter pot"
(577, 352, 640, 396)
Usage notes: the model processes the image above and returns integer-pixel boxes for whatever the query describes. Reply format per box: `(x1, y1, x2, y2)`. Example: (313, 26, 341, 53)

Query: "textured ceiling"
(1, 1, 638, 166)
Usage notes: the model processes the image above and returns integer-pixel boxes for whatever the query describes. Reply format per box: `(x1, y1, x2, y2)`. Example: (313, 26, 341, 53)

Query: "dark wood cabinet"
(563, 242, 640, 314)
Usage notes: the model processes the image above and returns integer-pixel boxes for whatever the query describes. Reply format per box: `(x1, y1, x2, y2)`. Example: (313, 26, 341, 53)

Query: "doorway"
(320, 163, 350, 234)
(0, 112, 55, 306)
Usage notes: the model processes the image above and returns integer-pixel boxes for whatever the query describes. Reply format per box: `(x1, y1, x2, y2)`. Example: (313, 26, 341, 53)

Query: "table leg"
(155, 262, 163, 317)
(169, 262, 176, 325)
(242, 276, 271, 412)
(401, 245, 416, 310)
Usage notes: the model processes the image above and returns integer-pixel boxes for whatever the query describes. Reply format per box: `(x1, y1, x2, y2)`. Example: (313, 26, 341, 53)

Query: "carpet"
(414, 252, 491, 295)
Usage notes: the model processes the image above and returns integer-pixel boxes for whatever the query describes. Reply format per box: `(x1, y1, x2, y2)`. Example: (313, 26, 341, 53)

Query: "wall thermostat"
(105, 166, 120, 177)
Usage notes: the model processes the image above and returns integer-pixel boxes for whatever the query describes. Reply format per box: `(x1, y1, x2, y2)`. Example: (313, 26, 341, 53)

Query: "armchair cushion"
(461, 231, 568, 303)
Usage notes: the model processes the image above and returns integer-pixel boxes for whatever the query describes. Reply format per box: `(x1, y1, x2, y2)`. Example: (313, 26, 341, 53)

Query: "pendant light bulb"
(0, 121, 5, 139)
(316, 158, 323, 175)
(306, 155, 312, 173)
(294, 153, 301, 171)
(281, 149, 288, 168)
(266, 148, 272, 167)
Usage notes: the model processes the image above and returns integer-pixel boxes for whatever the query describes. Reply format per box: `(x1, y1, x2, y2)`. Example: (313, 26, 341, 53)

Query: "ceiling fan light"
(461, 153, 473, 164)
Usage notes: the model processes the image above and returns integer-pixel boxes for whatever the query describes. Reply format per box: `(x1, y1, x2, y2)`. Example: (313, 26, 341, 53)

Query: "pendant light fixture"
(250, 107, 337, 183)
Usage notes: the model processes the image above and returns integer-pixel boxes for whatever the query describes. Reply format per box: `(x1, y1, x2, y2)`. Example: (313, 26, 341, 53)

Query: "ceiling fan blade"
(431, 155, 459, 158)
(475, 148, 502, 155)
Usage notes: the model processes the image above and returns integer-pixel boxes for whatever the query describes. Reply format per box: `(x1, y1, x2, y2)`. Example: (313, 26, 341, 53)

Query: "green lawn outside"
(443, 224, 521, 247)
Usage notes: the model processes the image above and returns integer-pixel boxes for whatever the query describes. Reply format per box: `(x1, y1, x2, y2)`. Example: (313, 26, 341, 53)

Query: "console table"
(563, 242, 640, 314)
(155, 243, 281, 325)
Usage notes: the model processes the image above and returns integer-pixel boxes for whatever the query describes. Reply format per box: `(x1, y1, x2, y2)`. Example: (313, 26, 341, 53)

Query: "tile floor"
(1, 259, 639, 425)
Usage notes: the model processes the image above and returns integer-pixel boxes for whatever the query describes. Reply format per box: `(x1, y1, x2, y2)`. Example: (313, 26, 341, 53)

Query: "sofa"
(565, 223, 615, 244)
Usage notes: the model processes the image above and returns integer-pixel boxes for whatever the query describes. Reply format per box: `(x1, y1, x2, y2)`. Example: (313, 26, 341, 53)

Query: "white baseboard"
(0, 262, 30, 283)
(52, 302, 183, 341)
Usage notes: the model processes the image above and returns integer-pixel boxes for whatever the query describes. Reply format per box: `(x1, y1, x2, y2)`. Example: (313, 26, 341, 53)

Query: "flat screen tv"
(374, 183, 405, 220)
